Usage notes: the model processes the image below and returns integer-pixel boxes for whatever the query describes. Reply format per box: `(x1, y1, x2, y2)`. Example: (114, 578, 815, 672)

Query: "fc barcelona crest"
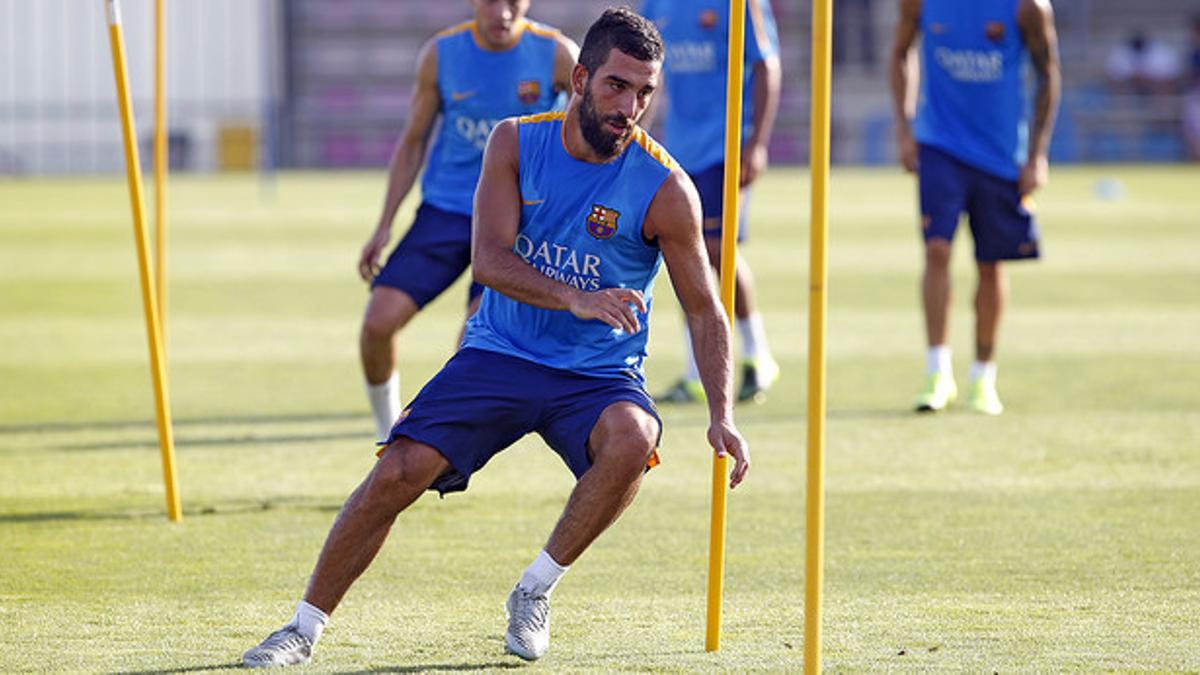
(985, 21, 1006, 43)
(586, 204, 620, 239)
(518, 80, 541, 105)
(698, 9, 718, 29)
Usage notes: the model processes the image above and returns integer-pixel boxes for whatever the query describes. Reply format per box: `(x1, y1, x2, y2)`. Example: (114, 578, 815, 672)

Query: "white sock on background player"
(366, 371, 400, 441)
(737, 312, 772, 363)
(926, 344, 952, 376)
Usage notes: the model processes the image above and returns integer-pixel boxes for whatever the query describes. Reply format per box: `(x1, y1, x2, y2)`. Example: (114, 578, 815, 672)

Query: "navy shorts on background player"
(383, 348, 662, 495)
(689, 163, 749, 241)
(372, 202, 484, 306)
(918, 144, 1040, 262)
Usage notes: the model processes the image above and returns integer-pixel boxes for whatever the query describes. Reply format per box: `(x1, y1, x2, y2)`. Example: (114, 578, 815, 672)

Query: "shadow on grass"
(0, 496, 341, 523)
(0, 411, 366, 436)
(114, 662, 523, 674)
(115, 663, 242, 674)
(827, 408, 918, 420)
(338, 663, 525, 673)
(57, 429, 372, 452)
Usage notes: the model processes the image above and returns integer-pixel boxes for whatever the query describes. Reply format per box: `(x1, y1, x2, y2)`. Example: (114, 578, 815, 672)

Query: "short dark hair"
(578, 7, 664, 74)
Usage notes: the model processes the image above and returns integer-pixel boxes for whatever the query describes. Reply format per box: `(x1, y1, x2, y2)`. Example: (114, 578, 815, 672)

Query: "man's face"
(576, 48, 661, 158)
(470, 0, 530, 49)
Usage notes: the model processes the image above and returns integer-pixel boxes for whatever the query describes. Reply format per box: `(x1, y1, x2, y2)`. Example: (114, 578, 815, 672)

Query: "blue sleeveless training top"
(639, 0, 780, 173)
(421, 19, 562, 215)
(914, 0, 1029, 180)
(461, 113, 677, 381)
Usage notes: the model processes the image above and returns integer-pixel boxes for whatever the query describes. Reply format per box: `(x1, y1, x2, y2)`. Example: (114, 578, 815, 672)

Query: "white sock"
(291, 600, 329, 646)
(926, 345, 952, 376)
(737, 313, 770, 363)
(969, 361, 997, 384)
(682, 324, 700, 383)
(366, 372, 400, 441)
(517, 549, 569, 597)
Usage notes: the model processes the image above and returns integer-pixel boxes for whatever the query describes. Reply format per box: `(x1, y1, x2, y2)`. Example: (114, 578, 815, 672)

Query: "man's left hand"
(708, 419, 750, 489)
(740, 143, 769, 188)
(1019, 154, 1049, 196)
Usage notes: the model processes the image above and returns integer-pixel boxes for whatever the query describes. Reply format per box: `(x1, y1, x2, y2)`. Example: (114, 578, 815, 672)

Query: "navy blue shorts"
(918, 145, 1040, 262)
(372, 202, 485, 307)
(383, 348, 662, 495)
(689, 163, 750, 242)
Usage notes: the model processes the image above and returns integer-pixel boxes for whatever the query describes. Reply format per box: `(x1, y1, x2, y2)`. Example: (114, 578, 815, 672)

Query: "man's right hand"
(358, 227, 391, 282)
(897, 126, 919, 173)
(567, 288, 647, 334)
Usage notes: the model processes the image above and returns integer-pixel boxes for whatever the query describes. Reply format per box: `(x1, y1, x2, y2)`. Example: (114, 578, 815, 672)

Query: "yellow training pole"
(805, 0, 833, 671)
(706, 0, 747, 653)
(105, 0, 183, 522)
(154, 0, 168, 341)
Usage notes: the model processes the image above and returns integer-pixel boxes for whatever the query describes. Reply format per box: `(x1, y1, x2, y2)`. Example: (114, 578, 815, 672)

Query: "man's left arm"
(1018, 0, 1061, 196)
(741, 0, 782, 187)
(645, 170, 750, 489)
(551, 32, 580, 95)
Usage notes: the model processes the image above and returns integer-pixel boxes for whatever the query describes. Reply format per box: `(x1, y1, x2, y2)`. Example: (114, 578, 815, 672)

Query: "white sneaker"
(504, 585, 550, 661)
(242, 625, 312, 668)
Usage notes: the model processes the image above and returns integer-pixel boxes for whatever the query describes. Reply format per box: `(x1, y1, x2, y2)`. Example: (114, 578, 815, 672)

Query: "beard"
(579, 86, 632, 159)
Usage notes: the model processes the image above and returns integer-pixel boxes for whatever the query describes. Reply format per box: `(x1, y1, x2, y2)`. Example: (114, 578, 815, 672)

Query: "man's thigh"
(918, 144, 969, 243)
(966, 169, 1041, 262)
(537, 376, 662, 479)
(373, 202, 473, 308)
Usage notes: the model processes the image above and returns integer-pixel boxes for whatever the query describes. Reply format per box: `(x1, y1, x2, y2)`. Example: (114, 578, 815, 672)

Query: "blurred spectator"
(1105, 31, 1182, 96)
(1191, 15, 1200, 87)
(1185, 16, 1200, 160)
(833, 0, 876, 67)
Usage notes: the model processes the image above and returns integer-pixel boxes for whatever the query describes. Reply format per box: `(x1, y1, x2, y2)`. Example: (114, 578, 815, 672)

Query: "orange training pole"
(105, 0, 182, 522)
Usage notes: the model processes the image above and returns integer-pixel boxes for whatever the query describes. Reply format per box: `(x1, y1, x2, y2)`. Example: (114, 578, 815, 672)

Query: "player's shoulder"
(517, 111, 566, 127)
(522, 19, 563, 41)
(1018, 0, 1055, 22)
(628, 127, 679, 173)
(644, 163, 702, 239)
(433, 20, 475, 42)
(524, 19, 580, 58)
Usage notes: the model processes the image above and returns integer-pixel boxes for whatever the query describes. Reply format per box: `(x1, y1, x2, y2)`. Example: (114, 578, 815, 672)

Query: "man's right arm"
(471, 120, 647, 334)
(889, 0, 922, 173)
(359, 40, 442, 281)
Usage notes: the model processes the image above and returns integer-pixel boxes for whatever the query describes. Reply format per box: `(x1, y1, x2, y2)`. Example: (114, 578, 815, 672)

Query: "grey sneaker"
(504, 586, 550, 661)
(242, 625, 312, 668)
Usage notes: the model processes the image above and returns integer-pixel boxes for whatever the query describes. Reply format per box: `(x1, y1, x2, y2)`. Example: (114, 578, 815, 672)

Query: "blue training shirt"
(639, 0, 780, 173)
(421, 19, 563, 215)
(461, 112, 677, 382)
(914, 0, 1029, 180)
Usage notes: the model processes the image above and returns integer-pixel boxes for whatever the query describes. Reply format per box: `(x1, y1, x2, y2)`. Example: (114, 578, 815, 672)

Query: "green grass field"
(1, 166, 1198, 672)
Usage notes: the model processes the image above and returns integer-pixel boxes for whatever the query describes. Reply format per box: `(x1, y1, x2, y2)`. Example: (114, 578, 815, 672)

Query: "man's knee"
(925, 238, 952, 268)
(362, 289, 417, 342)
(370, 441, 447, 496)
(589, 404, 658, 474)
(977, 261, 1003, 283)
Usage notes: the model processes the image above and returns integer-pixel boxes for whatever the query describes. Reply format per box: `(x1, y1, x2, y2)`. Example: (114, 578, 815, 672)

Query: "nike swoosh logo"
(522, 198, 545, 206)
(450, 90, 476, 101)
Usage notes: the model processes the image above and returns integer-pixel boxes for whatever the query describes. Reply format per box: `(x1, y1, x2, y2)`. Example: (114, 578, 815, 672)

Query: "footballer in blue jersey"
(639, 0, 784, 405)
(243, 9, 748, 668)
(891, 0, 1060, 415)
(356, 0, 578, 442)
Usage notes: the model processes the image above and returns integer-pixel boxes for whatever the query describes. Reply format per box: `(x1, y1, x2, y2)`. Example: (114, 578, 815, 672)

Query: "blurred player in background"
(243, 9, 748, 667)
(640, 0, 783, 404)
(891, 0, 1060, 414)
(358, 0, 577, 440)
